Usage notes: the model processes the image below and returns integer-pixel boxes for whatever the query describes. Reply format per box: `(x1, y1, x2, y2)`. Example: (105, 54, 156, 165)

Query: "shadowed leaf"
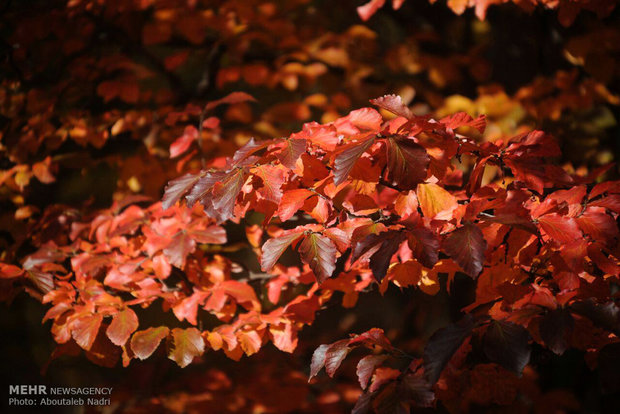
(571, 300, 620, 335)
(540, 308, 574, 355)
(309, 344, 330, 380)
(407, 226, 439, 269)
(369, 232, 407, 282)
(324, 340, 350, 377)
(385, 137, 430, 190)
(357, 355, 388, 389)
(443, 223, 486, 278)
(401, 373, 435, 408)
(424, 315, 475, 384)
(483, 321, 531, 374)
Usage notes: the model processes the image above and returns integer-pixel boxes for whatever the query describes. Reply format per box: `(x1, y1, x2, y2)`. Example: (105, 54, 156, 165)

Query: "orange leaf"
(130, 327, 170, 360)
(106, 308, 139, 346)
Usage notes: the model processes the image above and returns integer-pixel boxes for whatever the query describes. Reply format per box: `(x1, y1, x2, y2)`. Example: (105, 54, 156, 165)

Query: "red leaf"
(443, 224, 487, 278)
(357, 0, 386, 21)
(253, 164, 285, 203)
(324, 227, 351, 252)
(324, 340, 351, 377)
(590, 194, 620, 213)
(185, 171, 227, 208)
(260, 230, 305, 272)
(106, 308, 139, 346)
(220, 280, 261, 311)
(369, 232, 407, 282)
(170, 125, 198, 158)
(345, 108, 383, 130)
(277, 189, 314, 222)
(299, 232, 338, 282)
(505, 130, 561, 159)
(407, 226, 440, 269)
(189, 224, 227, 244)
(163, 232, 196, 268)
(385, 137, 430, 190)
(357, 355, 388, 389)
(210, 169, 246, 222)
(270, 323, 298, 353)
(309, 344, 330, 380)
(231, 137, 270, 166)
(348, 328, 393, 350)
(277, 138, 306, 170)
(25, 269, 55, 293)
(168, 327, 205, 367)
(297, 123, 339, 151)
(333, 134, 375, 186)
(576, 207, 618, 243)
(71, 314, 103, 351)
(0, 263, 23, 279)
(394, 190, 419, 218)
(162, 172, 201, 210)
(440, 112, 486, 133)
(204, 91, 256, 112)
(130, 326, 170, 360)
(537, 214, 582, 244)
(351, 231, 390, 264)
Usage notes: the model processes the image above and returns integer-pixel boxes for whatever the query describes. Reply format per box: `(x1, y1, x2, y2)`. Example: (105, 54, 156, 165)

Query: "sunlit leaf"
(299, 232, 338, 282)
(130, 327, 170, 360)
(106, 308, 139, 347)
(334, 134, 375, 186)
(168, 327, 205, 368)
(260, 230, 305, 272)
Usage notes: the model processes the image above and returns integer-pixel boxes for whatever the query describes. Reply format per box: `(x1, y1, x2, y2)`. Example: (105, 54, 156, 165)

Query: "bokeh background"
(1, 0, 620, 412)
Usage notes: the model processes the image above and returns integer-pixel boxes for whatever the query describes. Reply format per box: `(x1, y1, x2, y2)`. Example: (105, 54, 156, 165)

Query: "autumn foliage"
(1, 0, 620, 413)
